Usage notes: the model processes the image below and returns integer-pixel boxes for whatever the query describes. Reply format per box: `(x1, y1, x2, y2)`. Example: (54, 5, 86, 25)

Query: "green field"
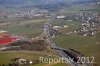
(0, 19, 47, 38)
(0, 51, 45, 65)
(51, 63, 68, 66)
(0, 51, 69, 66)
(54, 33, 100, 66)
(52, 19, 82, 33)
(52, 16, 100, 66)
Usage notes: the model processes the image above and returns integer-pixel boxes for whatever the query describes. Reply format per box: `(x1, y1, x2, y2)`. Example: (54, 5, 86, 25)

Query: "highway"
(43, 17, 92, 66)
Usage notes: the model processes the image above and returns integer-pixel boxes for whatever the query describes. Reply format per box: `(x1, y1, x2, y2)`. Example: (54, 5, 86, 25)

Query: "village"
(53, 12, 100, 36)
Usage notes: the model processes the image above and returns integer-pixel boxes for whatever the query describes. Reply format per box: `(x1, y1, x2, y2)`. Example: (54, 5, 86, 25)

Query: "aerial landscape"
(0, 0, 100, 66)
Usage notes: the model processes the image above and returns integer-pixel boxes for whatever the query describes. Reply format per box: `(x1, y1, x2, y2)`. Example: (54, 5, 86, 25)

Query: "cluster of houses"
(6, 10, 47, 19)
(11, 58, 33, 65)
(88, 1, 100, 6)
(53, 25, 68, 30)
(53, 12, 100, 36)
(0, 8, 48, 21)
(73, 12, 100, 36)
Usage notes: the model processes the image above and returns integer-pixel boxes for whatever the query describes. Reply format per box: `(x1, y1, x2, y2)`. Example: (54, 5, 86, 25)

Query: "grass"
(0, 19, 47, 38)
(54, 32, 100, 66)
(0, 51, 44, 65)
(51, 63, 68, 66)
(0, 51, 69, 66)
(80, 5, 100, 12)
(52, 19, 82, 32)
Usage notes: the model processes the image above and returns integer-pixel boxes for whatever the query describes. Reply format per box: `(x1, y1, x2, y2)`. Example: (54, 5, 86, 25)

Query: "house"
(53, 26, 59, 30)
(63, 25, 68, 28)
(12, 58, 33, 64)
(57, 16, 65, 19)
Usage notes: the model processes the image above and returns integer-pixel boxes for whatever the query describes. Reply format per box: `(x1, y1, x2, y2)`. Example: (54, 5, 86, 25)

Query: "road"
(43, 17, 92, 66)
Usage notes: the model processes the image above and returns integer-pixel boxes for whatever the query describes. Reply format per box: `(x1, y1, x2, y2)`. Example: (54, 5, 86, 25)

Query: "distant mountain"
(0, 0, 98, 11)
(0, 0, 95, 8)
(0, 0, 67, 8)
(35, 2, 69, 12)
(0, 0, 35, 8)
(0, 0, 69, 11)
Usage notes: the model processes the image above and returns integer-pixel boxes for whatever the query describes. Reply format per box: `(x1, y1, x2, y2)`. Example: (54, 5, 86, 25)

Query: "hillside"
(0, 0, 96, 8)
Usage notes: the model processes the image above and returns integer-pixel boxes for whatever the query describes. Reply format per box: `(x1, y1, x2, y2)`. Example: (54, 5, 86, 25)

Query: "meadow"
(0, 51, 44, 65)
(0, 18, 47, 38)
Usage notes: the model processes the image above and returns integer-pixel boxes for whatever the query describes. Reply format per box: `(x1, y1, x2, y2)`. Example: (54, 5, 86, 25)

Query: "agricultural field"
(0, 51, 44, 65)
(0, 51, 69, 66)
(0, 18, 47, 38)
(54, 31, 100, 66)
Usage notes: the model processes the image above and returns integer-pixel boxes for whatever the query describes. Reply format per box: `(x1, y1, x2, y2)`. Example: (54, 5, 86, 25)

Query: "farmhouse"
(12, 58, 33, 64)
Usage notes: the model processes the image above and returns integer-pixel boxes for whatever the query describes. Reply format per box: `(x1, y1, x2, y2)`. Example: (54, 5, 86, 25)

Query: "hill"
(0, 0, 96, 8)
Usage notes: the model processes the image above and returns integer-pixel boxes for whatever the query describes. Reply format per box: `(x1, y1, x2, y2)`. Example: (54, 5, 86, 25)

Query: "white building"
(57, 16, 65, 19)
(63, 25, 68, 28)
(0, 30, 7, 33)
